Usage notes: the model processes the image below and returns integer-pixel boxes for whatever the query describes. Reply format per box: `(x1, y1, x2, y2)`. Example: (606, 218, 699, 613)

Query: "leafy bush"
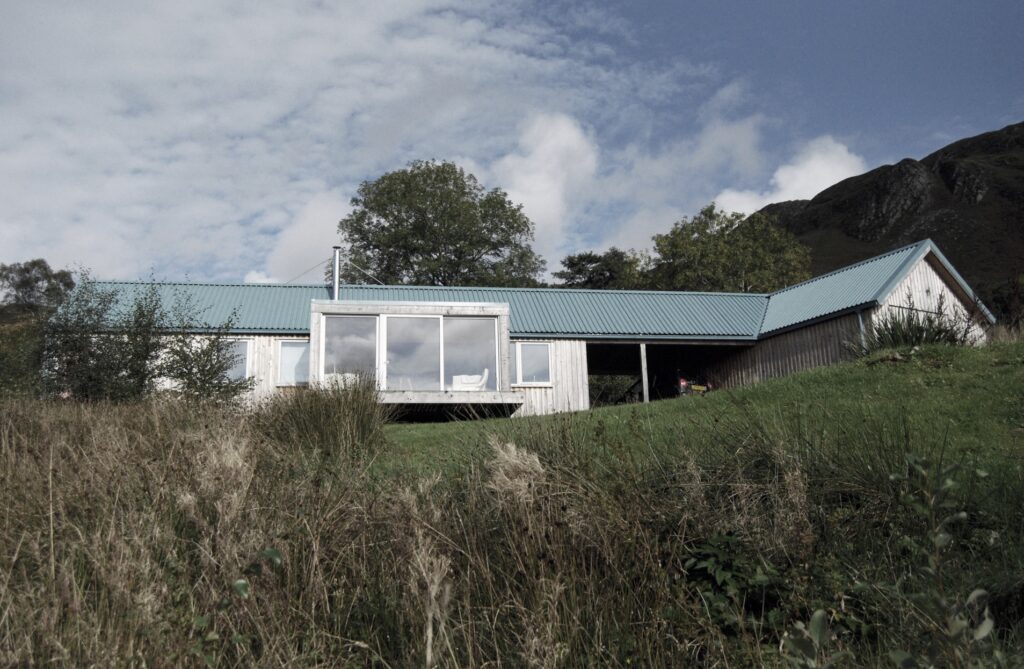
(161, 294, 253, 402)
(40, 277, 250, 402)
(860, 293, 978, 353)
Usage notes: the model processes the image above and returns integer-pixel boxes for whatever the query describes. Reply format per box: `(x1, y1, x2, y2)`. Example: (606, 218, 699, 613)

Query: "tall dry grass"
(1, 381, 1021, 666)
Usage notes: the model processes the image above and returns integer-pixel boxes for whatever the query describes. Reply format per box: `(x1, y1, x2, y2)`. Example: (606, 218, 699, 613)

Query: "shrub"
(160, 294, 253, 402)
(40, 276, 250, 402)
(860, 293, 977, 353)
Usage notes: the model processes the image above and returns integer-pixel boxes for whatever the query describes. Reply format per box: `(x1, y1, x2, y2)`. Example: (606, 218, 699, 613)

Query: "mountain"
(758, 122, 1024, 322)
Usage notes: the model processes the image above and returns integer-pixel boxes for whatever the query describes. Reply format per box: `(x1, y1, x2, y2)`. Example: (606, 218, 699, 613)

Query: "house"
(96, 239, 994, 416)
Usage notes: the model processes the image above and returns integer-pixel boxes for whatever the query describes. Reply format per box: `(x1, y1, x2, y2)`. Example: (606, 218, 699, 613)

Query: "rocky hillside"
(759, 122, 1024, 322)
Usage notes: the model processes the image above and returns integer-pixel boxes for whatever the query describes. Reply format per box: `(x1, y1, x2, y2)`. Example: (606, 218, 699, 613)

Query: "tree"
(41, 277, 251, 402)
(648, 204, 811, 293)
(0, 258, 74, 310)
(337, 160, 545, 286)
(553, 247, 649, 289)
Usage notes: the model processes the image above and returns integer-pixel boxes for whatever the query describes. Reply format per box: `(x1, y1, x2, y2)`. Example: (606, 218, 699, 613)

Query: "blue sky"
(1, 1, 1021, 283)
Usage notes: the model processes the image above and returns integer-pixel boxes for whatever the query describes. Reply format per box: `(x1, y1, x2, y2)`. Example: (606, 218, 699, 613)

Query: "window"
(317, 311, 501, 392)
(385, 316, 441, 391)
(510, 341, 551, 385)
(225, 340, 250, 381)
(278, 341, 309, 386)
(443, 317, 497, 391)
(324, 316, 377, 380)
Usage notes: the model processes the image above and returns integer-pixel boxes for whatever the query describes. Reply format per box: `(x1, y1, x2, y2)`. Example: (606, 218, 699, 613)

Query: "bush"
(41, 277, 250, 402)
(860, 294, 977, 353)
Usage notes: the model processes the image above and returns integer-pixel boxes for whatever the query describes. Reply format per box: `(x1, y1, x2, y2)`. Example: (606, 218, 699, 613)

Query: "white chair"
(450, 368, 489, 391)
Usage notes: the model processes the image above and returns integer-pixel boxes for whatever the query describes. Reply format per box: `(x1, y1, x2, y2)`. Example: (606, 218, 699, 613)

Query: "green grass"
(2, 341, 1022, 666)
(382, 342, 1024, 480)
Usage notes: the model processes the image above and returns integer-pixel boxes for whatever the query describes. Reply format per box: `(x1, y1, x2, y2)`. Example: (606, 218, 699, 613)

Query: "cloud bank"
(0, 2, 868, 282)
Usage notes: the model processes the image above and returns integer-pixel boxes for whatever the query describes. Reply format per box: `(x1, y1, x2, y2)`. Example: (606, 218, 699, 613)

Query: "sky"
(1, 0, 1021, 283)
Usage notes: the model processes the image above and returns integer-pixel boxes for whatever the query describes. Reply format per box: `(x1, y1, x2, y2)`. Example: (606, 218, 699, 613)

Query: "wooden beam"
(639, 343, 649, 403)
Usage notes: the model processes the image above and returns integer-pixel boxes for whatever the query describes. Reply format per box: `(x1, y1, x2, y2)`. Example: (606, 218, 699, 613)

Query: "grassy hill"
(759, 121, 1024, 323)
(2, 342, 1022, 666)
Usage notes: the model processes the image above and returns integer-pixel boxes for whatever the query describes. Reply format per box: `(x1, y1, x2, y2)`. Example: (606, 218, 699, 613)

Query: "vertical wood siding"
(710, 313, 863, 388)
(512, 339, 590, 417)
(239, 335, 310, 401)
(877, 257, 988, 341)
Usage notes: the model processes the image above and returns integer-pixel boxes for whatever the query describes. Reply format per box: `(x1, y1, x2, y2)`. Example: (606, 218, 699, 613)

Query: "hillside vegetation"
(2, 342, 1023, 666)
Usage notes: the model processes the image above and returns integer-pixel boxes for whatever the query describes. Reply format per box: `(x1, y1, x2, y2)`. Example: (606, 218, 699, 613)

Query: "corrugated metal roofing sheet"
(92, 239, 990, 340)
(92, 282, 332, 333)
(759, 241, 924, 334)
(334, 286, 767, 338)
(92, 282, 767, 339)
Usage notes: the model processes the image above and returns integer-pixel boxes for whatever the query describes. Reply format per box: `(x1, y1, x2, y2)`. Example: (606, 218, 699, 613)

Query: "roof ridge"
(346, 284, 769, 298)
(767, 239, 930, 297)
(92, 280, 330, 288)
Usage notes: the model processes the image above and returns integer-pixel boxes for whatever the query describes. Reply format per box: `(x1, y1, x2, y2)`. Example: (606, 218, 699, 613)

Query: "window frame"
(311, 301, 510, 392)
(510, 340, 553, 388)
(442, 315, 500, 391)
(381, 313, 444, 392)
(320, 314, 380, 385)
(276, 338, 311, 387)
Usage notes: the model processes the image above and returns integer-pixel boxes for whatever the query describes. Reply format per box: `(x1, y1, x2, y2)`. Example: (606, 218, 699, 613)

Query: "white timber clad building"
(98, 239, 994, 417)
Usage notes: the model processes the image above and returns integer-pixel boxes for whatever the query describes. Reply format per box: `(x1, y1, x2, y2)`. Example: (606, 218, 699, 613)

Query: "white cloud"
(0, 2, 869, 282)
(715, 136, 867, 214)
(261, 192, 350, 283)
(491, 113, 598, 261)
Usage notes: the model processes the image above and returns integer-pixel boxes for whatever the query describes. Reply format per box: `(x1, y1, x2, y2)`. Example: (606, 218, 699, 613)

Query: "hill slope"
(759, 122, 1024, 321)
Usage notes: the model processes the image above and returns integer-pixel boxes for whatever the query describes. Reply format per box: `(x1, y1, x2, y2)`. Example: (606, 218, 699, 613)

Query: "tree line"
(337, 160, 812, 293)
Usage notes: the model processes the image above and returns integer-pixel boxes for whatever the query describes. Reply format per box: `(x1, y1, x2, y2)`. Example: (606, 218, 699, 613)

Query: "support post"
(639, 343, 649, 403)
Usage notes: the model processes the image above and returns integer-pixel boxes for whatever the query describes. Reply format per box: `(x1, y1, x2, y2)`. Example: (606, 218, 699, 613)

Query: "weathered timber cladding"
(512, 339, 590, 417)
(242, 335, 310, 400)
(709, 312, 863, 388)
(878, 257, 988, 341)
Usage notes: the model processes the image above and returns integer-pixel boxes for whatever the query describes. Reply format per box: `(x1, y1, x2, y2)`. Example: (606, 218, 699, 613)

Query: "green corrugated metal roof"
(93, 282, 332, 334)
(335, 286, 766, 338)
(759, 241, 923, 334)
(92, 282, 767, 339)
(759, 239, 995, 334)
(91, 238, 993, 341)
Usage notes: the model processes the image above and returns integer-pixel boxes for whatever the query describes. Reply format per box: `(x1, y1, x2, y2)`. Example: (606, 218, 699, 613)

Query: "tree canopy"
(553, 204, 811, 293)
(0, 258, 74, 310)
(552, 247, 649, 290)
(647, 204, 811, 293)
(337, 160, 545, 286)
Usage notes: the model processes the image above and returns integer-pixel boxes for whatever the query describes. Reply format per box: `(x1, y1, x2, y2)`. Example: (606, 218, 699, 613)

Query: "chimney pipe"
(332, 246, 341, 301)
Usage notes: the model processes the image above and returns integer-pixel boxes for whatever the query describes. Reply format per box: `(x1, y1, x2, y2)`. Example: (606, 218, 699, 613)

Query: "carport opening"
(586, 342, 746, 406)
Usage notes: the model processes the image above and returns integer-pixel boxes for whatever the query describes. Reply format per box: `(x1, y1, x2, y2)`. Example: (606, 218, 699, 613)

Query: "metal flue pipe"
(332, 245, 341, 301)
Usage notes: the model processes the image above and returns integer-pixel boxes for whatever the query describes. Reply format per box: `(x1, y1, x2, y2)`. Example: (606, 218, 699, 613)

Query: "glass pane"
(519, 343, 550, 383)
(324, 316, 377, 379)
(386, 317, 441, 391)
(444, 318, 497, 391)
(279, 341, 309, 385)
(510, 342, 518, 384)
(225, 340, 248, 381)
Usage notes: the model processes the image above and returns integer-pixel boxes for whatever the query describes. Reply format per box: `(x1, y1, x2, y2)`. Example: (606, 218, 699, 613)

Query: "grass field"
(2, 342, 1022, 666)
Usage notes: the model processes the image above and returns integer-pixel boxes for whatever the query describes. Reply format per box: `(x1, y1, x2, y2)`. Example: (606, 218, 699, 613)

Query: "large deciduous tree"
(648, 204, 811, 293)
(337, 160, 545, 286)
